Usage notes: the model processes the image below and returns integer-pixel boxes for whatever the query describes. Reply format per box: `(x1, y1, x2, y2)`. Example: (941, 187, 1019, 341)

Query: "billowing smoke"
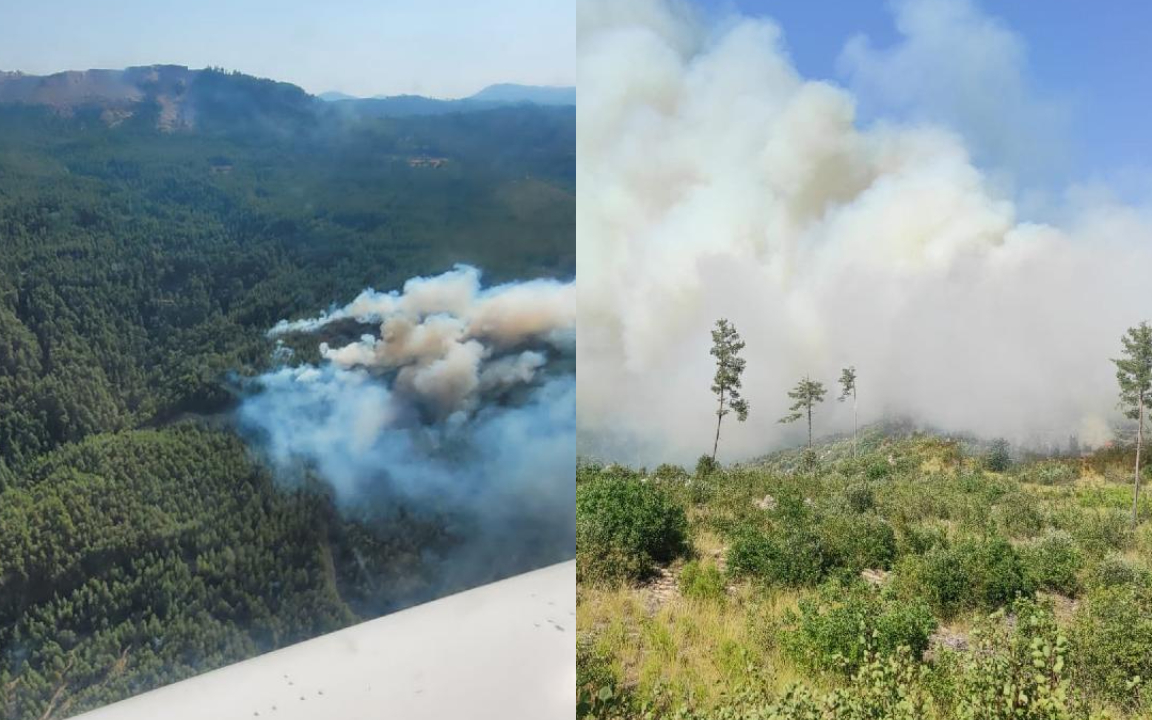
(240, 265, 575, 591)
(577, 0, 1152, 465)
(268, 264, 574, 420)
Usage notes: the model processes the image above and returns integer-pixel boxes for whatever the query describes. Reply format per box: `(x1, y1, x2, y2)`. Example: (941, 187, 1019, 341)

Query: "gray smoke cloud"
(240, 265, 575, 589)
(577, 0, 1152, 465)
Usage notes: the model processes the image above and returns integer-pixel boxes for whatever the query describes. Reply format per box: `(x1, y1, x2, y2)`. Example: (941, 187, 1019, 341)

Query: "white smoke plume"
(577, 0, 1152, 465)
(269, 264, 575, 419)
(839, 0, 1072, 187)
(238, 266, 575, 590)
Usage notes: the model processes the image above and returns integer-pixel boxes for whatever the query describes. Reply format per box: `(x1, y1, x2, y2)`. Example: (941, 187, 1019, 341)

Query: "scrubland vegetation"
(577, 429, 1152, 719)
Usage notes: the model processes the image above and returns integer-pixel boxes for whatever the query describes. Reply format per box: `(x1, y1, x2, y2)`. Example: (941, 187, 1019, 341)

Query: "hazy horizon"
(0, 0, 573, 99)
(0, 62, 575, 101)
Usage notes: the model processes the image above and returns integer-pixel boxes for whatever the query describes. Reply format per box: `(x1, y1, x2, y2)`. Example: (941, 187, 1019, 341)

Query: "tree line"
(708, 318, 1152, 525)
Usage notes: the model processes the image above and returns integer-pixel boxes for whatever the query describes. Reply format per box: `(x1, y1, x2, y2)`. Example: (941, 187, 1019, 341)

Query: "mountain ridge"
(0, 67, 574, 131)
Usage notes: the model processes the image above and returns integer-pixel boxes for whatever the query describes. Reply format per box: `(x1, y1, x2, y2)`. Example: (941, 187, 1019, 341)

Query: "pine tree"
(838, 366, 858, 457)
(710, 319, 750, 463)
(1114, 321, 1152, 528)
(779, 376, 827, 448)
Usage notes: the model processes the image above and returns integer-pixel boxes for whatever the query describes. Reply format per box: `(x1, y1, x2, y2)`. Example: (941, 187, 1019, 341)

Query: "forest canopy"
(0, 77, 574, 719)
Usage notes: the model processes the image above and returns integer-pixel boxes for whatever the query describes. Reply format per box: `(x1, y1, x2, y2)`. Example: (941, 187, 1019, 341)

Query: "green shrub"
(759, 649, 932, 720)
(678, 559, 726, 603)
(1055, 506, 1133, 558)
(893, 547, 968, 619)
(994, 491, 1046, 539)
(959, 535, 1034, 610)
(1088, 554, 1152, 589)
(893, 536, 1031, 617)
(818, 511, 897, 573)
(695, 454, 719, 477)
(986, 438, 1011, 472)
(798, 447, 819, 474)
(841, 482, 875, 513)
(769, 484, 808, 516)
(653, 463, 689, 482)
(1073, 583, 1152, 711)
(894, 521, 948, 557)
(576, 476, 688, 585)
(1017, 460, 1078, 486)
(577, 634, 629, 719)
(948, 599, 1080, 720)
(1021, 529, 1083, 596)
(866, 458, 894, 482)
(726, 524, 824, 587)
(782, 580, 935, 675)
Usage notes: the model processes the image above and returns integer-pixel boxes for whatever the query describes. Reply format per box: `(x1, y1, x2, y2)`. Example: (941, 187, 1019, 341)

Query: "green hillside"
(577, 429, 1152, 719)
(0, 73, 573, 718)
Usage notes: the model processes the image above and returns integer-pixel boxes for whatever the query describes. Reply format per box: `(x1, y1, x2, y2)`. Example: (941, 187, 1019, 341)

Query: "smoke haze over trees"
(577, 0, 1152, 464)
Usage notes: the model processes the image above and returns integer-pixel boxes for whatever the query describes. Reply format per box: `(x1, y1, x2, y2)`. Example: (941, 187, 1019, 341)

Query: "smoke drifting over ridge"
(240, 265, 575, 587)
(577, 0, 1152, 465)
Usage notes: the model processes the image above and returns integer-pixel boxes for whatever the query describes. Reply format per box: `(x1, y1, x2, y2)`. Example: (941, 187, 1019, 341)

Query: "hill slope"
(0, 66, 573, 718)
(577, 430, 1152, 718)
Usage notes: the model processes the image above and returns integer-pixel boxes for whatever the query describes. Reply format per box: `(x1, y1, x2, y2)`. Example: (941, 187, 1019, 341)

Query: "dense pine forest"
(0, 69, 574, 718)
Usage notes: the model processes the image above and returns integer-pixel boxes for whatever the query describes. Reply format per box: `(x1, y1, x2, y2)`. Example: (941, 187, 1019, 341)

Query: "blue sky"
(0, 0, 573, 98)
(698, 0, 1152, 200)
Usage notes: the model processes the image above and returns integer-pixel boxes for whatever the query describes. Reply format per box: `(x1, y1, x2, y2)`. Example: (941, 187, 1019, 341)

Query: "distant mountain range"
(320, 83, 575, 106)
(316, 83, 575, 118)
(0, 66, 574, 132)
(468, 84, 575, 105)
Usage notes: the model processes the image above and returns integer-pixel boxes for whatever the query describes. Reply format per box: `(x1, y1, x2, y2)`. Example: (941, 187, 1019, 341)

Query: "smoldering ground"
(577, 0, 1152, 466)
(237, 265, 575, 604)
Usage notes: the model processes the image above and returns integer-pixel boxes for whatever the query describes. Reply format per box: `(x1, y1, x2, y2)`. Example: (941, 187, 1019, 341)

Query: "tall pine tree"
(710, 319, 750, 463)
(838, 366, 858, 457)
(780, 376, 826, 448)
(1114, 321, 1152, 527)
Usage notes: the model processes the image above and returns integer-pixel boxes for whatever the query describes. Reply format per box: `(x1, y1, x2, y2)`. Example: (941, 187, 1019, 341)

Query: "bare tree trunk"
(1135, 399, 1144, 529)
(853, 390, 858, 458)
(712, 389, 725, 464)
(807, 403, 812, 448)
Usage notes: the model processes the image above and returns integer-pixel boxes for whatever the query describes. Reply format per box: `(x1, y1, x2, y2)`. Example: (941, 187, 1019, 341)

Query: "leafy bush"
(1073, 583, 1152, 711)
(893, 536, 1031, 617)
(894, 521, 948, 557)
(946, 599, 1080, 720)
(577, 634, 629, 719)
(782, 580, 935, 675)
(873, 599, 937, 659)
(1055, 507, 1133, 558)
(798, 447, 819, 474)
(1021, 529, 1083, 596)
(653, 463, 689, 482)
(841, 482, 875, 513)
(1017, 460, 1078, 486)
(1087, 554, 1152, 589)
(818, 511, 897, 573)
(678, 560, 726, 604)
(695, 454, 719, 477)
(576, 476, 688, 585)
(995, 491, 1046, 538)
(726, 524, 823, 587)
(758, 649, 932, 720)
(865, 458, 894, 482)
(986, 438, 1012, 472)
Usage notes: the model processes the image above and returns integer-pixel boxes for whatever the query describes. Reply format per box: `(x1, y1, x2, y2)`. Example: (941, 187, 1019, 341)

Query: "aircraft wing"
(70, 560, 576, 719)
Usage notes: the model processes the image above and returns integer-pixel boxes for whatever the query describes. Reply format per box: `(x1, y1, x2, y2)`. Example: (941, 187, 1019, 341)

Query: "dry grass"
(577, 576, 813, 711)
